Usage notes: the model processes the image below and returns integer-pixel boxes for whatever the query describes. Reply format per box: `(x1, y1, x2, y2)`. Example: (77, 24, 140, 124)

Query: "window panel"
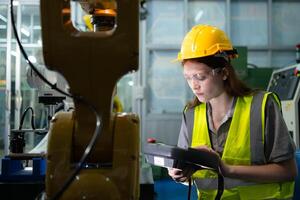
(33, 28, 41, 44)
(271, 51, 297, 68)
(188, 0, 226, 30)
(147, 50, 192, 114)
(248, 51, 270, 68)
(0, 48, 6, 80)
(146, 0, 184, 45)
(231, 1, 268, 47)
(272, 1, 300, 47)
(0, 5, 7, 41)
(21, 5, 41, 44)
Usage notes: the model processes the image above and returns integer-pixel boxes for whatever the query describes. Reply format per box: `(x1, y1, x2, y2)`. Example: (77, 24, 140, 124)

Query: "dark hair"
(183, 56, 254, 108)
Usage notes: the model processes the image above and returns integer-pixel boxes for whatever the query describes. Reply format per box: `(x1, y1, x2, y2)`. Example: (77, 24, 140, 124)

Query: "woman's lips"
(195, 92, 203, 96)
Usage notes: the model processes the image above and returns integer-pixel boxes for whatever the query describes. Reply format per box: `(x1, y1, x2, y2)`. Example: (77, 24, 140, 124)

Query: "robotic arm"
(40, 0, 140, 199)
(77, 0, 117, 31)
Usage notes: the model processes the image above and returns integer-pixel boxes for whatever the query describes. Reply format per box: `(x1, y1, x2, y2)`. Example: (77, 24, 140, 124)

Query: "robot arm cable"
(10, 1, 103, 199)
(50, 102, 103, 200)
(18, 106, 35, 130)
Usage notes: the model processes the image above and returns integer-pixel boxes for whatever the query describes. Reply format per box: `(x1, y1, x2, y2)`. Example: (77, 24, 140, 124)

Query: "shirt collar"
(207, 96, 237, 132)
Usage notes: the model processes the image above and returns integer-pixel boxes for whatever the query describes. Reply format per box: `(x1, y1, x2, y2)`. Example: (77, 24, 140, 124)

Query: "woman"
(168, 24, 297, 199)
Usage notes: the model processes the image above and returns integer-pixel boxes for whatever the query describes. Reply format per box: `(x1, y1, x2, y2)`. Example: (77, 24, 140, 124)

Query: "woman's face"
(183, 60, 225, 103)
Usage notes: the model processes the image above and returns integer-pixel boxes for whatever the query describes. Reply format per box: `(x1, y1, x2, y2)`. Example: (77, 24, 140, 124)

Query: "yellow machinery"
(40, 0, 139, 199)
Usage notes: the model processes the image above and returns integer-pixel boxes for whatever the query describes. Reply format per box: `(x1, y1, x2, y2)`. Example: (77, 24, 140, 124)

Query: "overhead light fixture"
(11, 51, 17, 57)
(195, 10, 204, 22)
(21, 27, 30, 37)
(128, 80, 134, 86)
(13, 1, 19, 6)
(37, 39, 42, 45)
(28, 55, 37, 63)
(0, 15, 7, 23)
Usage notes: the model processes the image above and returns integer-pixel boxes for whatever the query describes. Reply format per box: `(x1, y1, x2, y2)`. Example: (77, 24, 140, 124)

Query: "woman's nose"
(191, 79, 200, 89)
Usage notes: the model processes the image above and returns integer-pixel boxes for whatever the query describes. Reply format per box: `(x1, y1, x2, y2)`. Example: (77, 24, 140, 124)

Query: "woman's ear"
(222, 68, 229, 80)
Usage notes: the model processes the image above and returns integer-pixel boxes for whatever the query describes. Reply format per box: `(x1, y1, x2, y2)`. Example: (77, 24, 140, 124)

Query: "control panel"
(268, 63, 300, 147)
(268, 67, 299, 101)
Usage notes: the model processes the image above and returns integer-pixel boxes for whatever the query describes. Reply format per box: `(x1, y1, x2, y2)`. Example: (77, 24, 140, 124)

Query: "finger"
(193, 145, 211, 152)
(182, 168, 196, 178)
(177, 177, 188, 182)
(173, 169, 183, 175)
(193, 146, 219, 156)
(168, 168, 182, 176)
(172, 173, 184, 179)
(193, 145, 209, 149)
(169, 171, 184, 180)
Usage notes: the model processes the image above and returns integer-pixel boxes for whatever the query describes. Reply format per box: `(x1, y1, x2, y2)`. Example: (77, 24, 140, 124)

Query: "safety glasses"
(184, 68, 223, 83)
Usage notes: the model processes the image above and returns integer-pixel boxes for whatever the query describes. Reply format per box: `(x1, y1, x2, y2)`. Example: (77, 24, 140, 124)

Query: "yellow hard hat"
(177, 24, 237, 61)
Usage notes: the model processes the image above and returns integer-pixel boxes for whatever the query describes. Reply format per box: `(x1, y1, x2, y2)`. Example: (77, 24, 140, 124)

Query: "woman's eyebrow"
(184, 71, 209, 76)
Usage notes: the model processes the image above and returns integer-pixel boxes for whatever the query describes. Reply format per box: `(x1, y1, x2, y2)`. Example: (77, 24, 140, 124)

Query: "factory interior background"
(0, 0, 300, 199)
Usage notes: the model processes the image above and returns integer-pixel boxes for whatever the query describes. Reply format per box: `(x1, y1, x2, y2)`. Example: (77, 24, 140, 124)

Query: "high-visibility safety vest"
(188, 91, 294, 200)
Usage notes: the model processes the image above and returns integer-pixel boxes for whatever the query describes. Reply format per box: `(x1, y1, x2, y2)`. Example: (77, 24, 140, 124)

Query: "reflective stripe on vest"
(188, 92, 294, 199)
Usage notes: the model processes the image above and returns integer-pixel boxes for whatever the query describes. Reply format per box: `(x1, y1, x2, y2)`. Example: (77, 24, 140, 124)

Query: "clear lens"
(184, 68, 223, 83)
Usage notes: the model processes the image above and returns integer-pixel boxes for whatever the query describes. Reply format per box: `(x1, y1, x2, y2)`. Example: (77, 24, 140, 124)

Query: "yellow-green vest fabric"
(191, 93, 294, 200)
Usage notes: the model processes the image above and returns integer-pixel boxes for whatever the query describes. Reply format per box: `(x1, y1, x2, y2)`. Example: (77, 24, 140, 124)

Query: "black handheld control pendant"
(143, 141, 224, 200)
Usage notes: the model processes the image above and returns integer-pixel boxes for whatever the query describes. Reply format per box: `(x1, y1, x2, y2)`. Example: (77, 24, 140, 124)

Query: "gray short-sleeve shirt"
(177, 95, 296, 164)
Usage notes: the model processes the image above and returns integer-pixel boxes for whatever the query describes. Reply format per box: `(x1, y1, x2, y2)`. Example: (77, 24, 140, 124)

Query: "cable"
(19, 106, 35, 130)
(50, 105, 102, 200)
(10, 1, 103, 199)
(247, 63, 258, 69)
(54, 103, 65, 113)
(186, 174, 223, 200)
(187, 178, 192, 200)
(215, 173, 224, 200)
(10, 1, 71, 99)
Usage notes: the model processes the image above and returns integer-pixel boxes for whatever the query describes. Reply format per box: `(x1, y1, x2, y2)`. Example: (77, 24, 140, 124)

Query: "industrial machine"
(268, 63, 300, 199)
(144, 142, 220, 171)
(268, 63, 300, 148)
(0, 87, 65, 199)
(35, 0, 140, 199)
(0, 68, 65, 180)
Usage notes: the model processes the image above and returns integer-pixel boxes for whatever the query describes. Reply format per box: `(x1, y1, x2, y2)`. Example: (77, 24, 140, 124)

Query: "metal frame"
(4, 3, 11, 155)
(0, 0, 40, 154)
